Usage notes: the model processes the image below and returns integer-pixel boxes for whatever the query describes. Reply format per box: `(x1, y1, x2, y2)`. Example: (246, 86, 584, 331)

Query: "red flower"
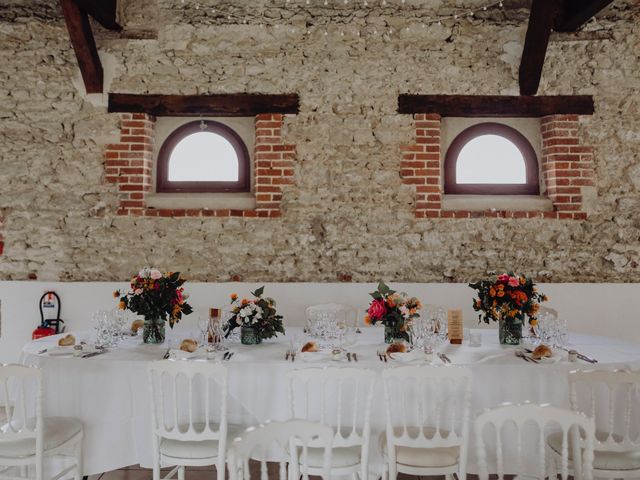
(497, 274, 509, 284)
(367, 299, 388, 320)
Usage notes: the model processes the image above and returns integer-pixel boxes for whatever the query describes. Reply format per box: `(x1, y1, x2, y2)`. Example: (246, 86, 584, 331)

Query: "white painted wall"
(1, 281, 638, 363)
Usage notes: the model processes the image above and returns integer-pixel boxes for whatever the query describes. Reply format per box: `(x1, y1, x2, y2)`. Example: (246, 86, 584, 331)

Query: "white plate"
(387, 350, 426, 363)
(46, 346, 75, 356)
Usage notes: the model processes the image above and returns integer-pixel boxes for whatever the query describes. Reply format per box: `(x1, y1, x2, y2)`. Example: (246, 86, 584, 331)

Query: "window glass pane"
(168, 131, 239, 182)
(456, 134, 527, 184)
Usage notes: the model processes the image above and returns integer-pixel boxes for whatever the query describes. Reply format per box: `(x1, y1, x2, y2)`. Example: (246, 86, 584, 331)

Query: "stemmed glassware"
(197, 316, 210, 347)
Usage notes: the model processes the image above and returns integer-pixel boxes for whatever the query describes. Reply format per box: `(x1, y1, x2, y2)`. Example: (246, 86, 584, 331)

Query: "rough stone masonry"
(0, 0, 638, 282)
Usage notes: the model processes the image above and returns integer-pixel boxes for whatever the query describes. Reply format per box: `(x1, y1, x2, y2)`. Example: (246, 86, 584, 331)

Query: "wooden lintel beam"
(73, 0, 121, 31)
(59, 0, 103, 94)
(108, 93, 301, 116)
(555, 0, 615, 31)
(519, 0, 561, 96)
(397, 95, 595, 117)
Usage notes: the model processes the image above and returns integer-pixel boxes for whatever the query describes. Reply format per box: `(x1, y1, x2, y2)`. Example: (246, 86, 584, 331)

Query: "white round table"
(21, 327, 640, 476)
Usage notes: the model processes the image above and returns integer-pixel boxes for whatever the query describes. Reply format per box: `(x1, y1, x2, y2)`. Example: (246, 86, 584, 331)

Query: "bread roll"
(301, 341, 318, 353)
(386, 342, 407, 354)
(532, 344, 552, 360)
(180, 339, 198, 353)
(58, 334, 76, 346)
(131, 319, 144, 333)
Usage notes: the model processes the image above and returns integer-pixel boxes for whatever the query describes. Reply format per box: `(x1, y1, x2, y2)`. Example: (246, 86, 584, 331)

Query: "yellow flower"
(118, 301, 126, 310)
(364, 314, 371, 325)
(519, 276, 526, 285)
(530, 318, 538, 326)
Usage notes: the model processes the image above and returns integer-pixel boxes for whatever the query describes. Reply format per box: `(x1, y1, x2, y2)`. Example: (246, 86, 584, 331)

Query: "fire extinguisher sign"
(43, 292, 56, 309)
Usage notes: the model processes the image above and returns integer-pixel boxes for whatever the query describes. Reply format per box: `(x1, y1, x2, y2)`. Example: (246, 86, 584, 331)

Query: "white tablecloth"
(20, 327, 640, 476)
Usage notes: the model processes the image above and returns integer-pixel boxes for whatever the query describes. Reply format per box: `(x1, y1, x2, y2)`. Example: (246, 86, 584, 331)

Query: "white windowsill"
(442, 194, 553, 212)
(146, 192, 256, 210)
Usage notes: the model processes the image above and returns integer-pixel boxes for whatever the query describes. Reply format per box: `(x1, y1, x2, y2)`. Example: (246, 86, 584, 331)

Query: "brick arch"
(400, 113, 594, 219)
(104, 113, 296, 218)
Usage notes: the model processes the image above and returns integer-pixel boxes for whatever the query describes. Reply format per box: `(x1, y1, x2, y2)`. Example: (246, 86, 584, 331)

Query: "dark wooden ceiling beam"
(519, 0, 561, 96)
(555, 0, 615, 31)
(73, 0, 121, 31)
(397, 94, 594, 117)
(108, 93, 301, 116)
(59, 0, 103, 94)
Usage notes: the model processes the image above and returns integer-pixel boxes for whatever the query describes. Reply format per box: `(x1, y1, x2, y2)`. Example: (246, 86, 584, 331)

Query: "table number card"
(448, 309, 463, 344)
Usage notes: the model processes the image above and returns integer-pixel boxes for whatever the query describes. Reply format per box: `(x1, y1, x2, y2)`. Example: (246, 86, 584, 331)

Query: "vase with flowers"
(469, 272, 547, 345)
(223, 287, 285, 345)
(364, 281, 422, 344)
(115, 268, 193, 344)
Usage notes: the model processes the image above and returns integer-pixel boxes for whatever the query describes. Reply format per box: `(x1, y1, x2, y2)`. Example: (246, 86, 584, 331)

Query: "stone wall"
(0, 1, 639, 282)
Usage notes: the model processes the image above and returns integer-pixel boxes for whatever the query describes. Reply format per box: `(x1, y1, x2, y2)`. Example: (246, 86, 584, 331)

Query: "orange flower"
(231, 293, 238, 301)
(364, 314, 372, 325)
(489, 287, 496, 297)
(475, 299, 482, 308)
(118, 301, 126, 310)
(497, 284, 505, 291)
(113, 291, 119, 298)
(386, 296, 396, 308)
(497, 290, 505, 298)
(241, 298, 249, 306)
(519, 276, 526, 285)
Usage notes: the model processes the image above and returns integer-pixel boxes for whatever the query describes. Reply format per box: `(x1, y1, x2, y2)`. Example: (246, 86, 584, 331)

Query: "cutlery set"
(437, 352, 452, 364)
(285, 350, 297, 362)
(222, 351, 234, 361)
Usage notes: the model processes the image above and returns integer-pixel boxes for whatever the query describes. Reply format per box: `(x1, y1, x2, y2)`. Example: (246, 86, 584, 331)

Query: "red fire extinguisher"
(32, 291, 65, 340)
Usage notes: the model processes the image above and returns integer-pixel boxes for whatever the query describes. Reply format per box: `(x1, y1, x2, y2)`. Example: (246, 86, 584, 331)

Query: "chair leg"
(177, 466, 185, 480)
(74, 439, 83, 480)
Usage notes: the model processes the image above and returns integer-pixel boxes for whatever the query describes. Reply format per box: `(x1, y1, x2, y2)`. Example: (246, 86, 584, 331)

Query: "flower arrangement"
(115, 268, 193, 331)
(224, 286, 285, 343)
(364, 281, 422, 342)
(469, 272, 547, 327)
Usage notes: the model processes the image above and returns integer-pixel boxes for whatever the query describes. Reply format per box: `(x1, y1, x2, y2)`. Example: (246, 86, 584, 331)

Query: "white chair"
(561, 370, 640, 479)
(476, 403, 595, 480)
(148, 361, 233, 480)
(381, 365, 472, 480)
(288, 367, 375, 479)
(0, 364, 83, 480)
(227, 419, 333, 480)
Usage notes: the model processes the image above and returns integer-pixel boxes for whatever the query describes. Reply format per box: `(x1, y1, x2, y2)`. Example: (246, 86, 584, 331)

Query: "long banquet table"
(21, 327, 640, 477)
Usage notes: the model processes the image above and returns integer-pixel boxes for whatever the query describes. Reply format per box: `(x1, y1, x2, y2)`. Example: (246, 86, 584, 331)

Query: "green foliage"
(224, 286, 285, 340)
(117, 270, 192, 328)
(469, 272, 547, 326)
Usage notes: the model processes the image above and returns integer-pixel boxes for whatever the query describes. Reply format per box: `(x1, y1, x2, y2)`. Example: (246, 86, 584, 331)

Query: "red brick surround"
(104, 114, 295, 218)
(401, 114, 595, 219)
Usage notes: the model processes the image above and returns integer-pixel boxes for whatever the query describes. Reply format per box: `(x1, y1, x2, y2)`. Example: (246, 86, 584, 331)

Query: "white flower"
(150, 269, 162, 280)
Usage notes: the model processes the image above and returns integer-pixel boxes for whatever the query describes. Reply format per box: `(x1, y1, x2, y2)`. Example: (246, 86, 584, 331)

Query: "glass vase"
(143, 317, 166, 344)
(499, 317, 522, 345)
(241, 326, 262, 345)
(384, 324, 404, 344)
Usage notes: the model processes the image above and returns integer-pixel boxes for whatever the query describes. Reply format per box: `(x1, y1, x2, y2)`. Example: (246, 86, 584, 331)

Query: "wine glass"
(197, 316, 209, 346)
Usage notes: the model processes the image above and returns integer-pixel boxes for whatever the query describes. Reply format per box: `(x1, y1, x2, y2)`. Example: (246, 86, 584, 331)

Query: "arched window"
(156, 120, 250, 193)
(444, 123, 539, 195)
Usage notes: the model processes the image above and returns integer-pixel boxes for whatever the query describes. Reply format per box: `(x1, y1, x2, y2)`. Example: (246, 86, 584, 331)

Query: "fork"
(377, 350, 388, 363)
(290, 351, 296, 362)
(516, 350, 538, 363)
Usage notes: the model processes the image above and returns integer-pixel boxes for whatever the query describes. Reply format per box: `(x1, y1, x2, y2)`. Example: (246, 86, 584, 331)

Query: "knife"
(82, 351, 106, 358)
(556, 347, 598, 364)
(352, 353, 358, 362)
(347, 352, 351, 362)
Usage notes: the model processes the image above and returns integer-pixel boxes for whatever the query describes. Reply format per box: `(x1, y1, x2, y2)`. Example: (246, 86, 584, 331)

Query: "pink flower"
(508, 276, 519, 287)
(367, 299, 388, 320)
(150, 269, 162, 280)
(497, 274, 509, 284)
